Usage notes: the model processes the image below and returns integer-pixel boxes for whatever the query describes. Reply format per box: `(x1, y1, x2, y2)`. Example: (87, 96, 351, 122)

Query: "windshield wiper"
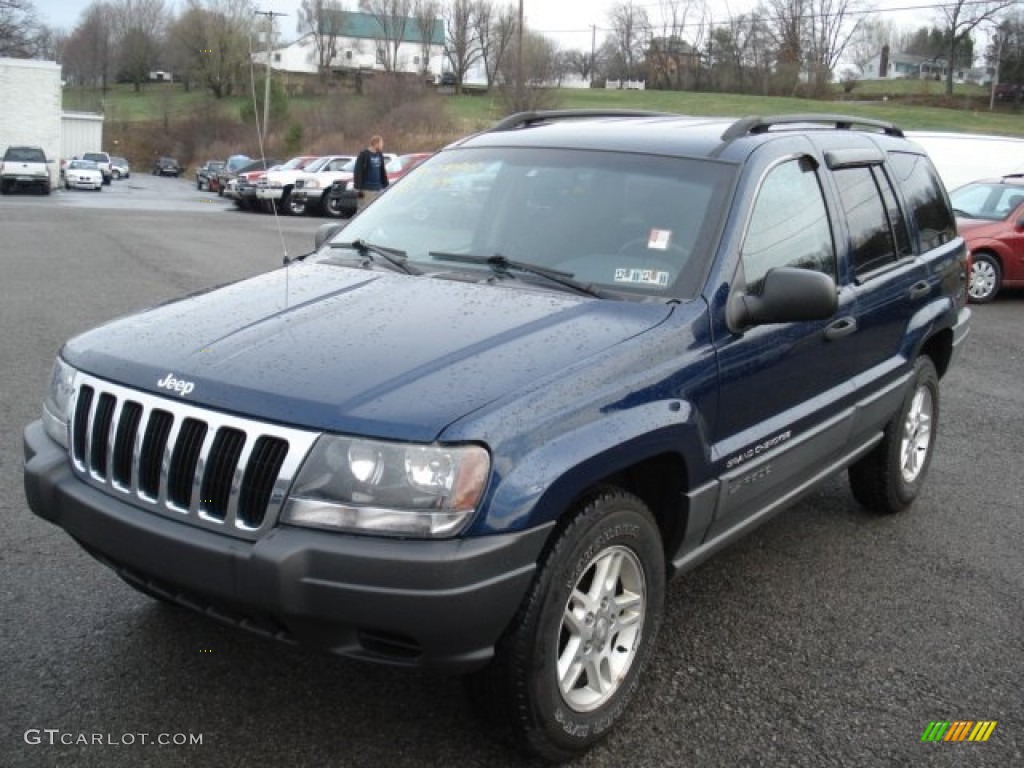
(429, 251, 602, 297)
(332, 240, 418, 275)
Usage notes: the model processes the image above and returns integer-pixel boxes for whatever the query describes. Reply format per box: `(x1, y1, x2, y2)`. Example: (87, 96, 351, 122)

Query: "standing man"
(353, 135, 389, 211)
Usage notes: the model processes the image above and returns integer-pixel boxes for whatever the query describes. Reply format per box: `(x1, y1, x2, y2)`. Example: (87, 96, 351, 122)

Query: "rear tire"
(466, 489, 664, 762)
(849, 356, 939, 514)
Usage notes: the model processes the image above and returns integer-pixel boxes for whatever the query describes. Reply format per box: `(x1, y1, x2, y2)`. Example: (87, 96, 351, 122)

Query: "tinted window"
(887, 152, 956, 251)
(949, 182, 1024, 221)
(741, 157, 835, 292)
(835, 166, 912, 277)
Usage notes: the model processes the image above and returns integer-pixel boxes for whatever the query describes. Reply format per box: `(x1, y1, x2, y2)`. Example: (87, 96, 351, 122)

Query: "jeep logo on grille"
(157, 372, 195, 397)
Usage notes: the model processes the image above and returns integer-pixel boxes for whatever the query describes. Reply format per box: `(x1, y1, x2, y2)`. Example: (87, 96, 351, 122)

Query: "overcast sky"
(41, 0, 945, 49)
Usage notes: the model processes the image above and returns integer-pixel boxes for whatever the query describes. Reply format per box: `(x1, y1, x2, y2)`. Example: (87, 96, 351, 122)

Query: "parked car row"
(197, 151, 432, 220)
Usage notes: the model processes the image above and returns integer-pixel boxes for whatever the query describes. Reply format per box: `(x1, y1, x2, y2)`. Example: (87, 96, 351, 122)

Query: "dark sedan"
(152, 157, 181, 177)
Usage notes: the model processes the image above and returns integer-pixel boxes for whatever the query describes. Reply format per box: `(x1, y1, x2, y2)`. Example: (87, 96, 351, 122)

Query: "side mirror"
(728, 267, 838, 331)
(314, 221, 347, 250)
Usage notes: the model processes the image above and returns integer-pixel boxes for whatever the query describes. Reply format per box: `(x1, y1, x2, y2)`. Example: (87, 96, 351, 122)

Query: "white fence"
(606, 79, 646, 90)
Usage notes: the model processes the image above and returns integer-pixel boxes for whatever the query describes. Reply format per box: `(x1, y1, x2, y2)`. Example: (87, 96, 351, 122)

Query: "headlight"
(305, 179, 321, 189)
(269, 180, 283, 188)
(282, 435, 490, 538)
(42, 357, 76, 448)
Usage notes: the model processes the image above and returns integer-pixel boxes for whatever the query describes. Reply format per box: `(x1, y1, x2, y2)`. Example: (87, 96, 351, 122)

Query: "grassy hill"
(63, 79, 1024, 168)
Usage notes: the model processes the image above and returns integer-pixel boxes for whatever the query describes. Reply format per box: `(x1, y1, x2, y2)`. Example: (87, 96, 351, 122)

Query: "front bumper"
(24, 420, 546, 672)
(67, 177, 101, 189)
(256, 187, 284, 201)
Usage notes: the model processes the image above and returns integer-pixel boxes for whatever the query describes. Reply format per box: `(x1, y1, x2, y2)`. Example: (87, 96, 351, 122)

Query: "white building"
(256, 11, 445, 78)
(0, 57, 62, 186)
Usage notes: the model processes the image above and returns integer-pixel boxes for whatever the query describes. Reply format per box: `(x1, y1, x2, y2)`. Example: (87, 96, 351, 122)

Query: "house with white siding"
(255, 11, 445, 79)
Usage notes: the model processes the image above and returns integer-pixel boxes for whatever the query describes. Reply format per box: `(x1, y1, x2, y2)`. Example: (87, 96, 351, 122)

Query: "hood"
(63, 264, 673, 441)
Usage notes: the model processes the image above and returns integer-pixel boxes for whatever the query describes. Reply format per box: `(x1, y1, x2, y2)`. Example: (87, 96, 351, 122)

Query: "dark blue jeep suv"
(24, 111, 970, 761)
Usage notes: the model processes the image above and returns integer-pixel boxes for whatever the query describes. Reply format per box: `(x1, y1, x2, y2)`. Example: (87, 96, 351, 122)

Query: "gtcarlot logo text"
(24, 729, 203, 747)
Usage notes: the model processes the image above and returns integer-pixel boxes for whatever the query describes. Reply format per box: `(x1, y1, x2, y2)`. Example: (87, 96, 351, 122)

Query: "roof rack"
(490, 109, 674, 132)
(722, 114, 904, 141)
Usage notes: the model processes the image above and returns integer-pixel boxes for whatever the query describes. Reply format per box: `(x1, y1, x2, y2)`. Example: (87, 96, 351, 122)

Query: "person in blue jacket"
(353, 135, 389, 211)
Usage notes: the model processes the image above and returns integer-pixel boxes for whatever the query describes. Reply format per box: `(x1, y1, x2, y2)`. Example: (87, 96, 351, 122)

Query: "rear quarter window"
(887, 152, 956, 252)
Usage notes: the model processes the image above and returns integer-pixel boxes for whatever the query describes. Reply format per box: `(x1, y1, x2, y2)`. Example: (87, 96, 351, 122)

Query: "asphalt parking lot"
(1, 182, 1022, 768)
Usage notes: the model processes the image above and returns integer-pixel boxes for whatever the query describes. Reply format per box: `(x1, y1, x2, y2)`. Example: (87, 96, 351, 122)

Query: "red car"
(951, 174, 1024, 302)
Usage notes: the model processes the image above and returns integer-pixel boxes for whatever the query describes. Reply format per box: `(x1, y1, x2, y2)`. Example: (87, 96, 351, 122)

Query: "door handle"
(825, 316, 858, 341)
(909, 280, 931, 300)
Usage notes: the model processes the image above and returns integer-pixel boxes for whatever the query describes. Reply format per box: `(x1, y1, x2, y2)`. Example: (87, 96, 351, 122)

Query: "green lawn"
(449, 87, 1024, 137)
(66, 80, 1024, 139)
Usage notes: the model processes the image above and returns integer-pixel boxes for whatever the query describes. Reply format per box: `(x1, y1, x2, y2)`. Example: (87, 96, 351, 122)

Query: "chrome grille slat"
(157, 415, 185, 509)
(67, 373, 320, 541)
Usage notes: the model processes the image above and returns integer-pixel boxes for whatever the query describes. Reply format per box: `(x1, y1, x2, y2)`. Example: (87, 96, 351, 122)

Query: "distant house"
(861, 45, 988, 85)
(254, 10, 444, 79)
(645, 36, 700, 89)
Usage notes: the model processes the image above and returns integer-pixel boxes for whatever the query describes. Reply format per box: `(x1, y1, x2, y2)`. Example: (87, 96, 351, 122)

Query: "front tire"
(968, 252, 1001, 303)
(849, 357, 939, 514)
(324, 194, 345, 218)
(468, 489, 665, 762)
(288, 195, 307, 216)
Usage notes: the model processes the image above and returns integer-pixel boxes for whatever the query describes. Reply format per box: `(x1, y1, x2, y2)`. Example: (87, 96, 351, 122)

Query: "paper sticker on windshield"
(614, 268, 670, 286)
(648, 229, 672, 250)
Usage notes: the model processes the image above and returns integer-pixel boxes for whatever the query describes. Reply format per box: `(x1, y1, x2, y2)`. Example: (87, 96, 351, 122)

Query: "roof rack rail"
(491, 109, 673, 132)
(722, 114, 904, 141)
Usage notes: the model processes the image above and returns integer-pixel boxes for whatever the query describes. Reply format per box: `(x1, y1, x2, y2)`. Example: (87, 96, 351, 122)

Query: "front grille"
(69, 373, 319, 539)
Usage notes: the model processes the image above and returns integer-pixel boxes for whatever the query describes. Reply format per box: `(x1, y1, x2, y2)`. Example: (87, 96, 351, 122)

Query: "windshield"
(315, 146, 732, 299)
(305, 156, 333, 172)
(69, 160, 97, 169)
(6, 147, 45, 162)
(950, 182, 1024, 221)
(281, 156, 317, 171)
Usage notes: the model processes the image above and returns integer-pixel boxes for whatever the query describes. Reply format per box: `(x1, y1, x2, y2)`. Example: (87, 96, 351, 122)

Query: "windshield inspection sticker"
(647, 228, 672, 250)
(614, 268, 670, 286)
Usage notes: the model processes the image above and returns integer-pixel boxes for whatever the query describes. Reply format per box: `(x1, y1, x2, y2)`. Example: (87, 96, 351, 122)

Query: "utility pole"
(517, 0, 524, 104)
(591, 24, 596, 88)
(255, 10, 287, 137)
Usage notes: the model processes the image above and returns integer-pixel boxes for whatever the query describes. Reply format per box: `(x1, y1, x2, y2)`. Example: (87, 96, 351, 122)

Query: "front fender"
(474, 399, 704, 534)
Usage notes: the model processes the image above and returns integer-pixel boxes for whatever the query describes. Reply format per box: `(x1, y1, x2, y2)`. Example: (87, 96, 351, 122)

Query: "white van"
(907, 131, 1024, 191)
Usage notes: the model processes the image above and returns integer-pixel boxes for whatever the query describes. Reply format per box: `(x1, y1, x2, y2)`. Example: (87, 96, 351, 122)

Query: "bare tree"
(1, 0, 51, 58)
(562, 47, 597, 84)
(109, 0, 168, 91)
(473, 0, 515, 87)
(608, 1, 650, 80)
(646, 0, 706, 90)
(804, 0, 864, 94)
(62, 2, 115, 89)
(847, 17, 897, 75)
(359, 0, 413, 72)
(937, 0, 1015, 95)
(413, 0, 441, 75)
(764, 0, 804, 94)
(168, 0, 255, 98)
(298, 0, 348, 80)
(497, 28, 560, 111)
(443, 0, 481, 89)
